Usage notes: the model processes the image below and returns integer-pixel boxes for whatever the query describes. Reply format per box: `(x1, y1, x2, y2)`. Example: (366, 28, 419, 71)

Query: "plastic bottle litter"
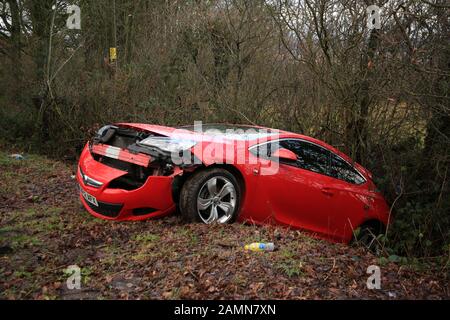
(244, 242, 275, 252)
(10, 154, 25, 160)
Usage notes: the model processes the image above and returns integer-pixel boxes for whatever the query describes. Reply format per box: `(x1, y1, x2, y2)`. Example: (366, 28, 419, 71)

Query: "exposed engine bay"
(89, 125, 197, 191)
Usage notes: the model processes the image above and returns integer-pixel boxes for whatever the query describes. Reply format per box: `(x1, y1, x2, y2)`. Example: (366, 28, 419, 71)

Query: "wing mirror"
(272, 148, 297, 162)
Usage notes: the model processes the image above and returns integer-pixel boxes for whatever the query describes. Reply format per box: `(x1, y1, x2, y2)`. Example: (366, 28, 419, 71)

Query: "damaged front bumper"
(77, 143, 179, 221)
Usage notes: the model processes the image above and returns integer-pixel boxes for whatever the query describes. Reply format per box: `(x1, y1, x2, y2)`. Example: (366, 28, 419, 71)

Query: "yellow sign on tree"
(109, 47, 117, 63)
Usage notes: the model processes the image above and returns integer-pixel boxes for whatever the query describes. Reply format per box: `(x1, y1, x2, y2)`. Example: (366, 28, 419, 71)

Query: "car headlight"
(138, 136, 197, 153)
(97, 125, 114, 137)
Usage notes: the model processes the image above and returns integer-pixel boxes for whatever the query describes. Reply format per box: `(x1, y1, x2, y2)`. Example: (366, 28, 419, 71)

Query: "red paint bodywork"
(91, 143, 152, 167)
(77, 123, 390, 243)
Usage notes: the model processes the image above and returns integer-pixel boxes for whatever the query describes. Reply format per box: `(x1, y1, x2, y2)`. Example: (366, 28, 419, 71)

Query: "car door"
(322, 152, 371, 241)
(257, 139, 339, 236)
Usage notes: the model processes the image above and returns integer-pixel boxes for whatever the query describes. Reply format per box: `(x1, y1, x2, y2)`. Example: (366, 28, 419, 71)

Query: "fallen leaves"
(0, 151, 448, 300)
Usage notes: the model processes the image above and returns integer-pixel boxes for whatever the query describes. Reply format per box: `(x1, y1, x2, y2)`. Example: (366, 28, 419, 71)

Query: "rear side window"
(329, 153, 365, 184)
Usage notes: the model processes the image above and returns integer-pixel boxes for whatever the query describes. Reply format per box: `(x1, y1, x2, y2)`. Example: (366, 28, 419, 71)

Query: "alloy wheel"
(196, 176, 237, 223)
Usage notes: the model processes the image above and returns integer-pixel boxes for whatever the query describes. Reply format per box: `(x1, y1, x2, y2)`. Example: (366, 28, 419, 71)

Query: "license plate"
(80, 186, 98, 207)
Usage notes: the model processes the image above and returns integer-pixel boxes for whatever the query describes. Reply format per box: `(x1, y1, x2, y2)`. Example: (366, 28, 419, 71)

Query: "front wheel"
(179, 168, 241, 224)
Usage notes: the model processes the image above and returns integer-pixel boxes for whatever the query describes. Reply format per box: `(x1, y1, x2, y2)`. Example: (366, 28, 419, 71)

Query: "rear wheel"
(179, 168, 241, 223)
(354, 221, 386, 253)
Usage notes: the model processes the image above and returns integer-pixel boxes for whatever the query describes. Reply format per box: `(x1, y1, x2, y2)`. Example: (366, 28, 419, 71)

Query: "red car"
(77, 123, 390, 245)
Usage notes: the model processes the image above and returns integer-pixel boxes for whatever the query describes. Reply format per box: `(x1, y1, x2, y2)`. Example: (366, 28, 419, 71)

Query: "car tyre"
(354, 222, 385, 254)
(179, 168, 241, 224)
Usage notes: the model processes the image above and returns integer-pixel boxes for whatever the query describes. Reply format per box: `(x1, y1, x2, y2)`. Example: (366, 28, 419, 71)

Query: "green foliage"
(365, 134, 450, 258)
(274, 244, 305, 278)
(277, 261, 304, 278)
(386, 200, 450, 257)
(133, 233, 161, 243)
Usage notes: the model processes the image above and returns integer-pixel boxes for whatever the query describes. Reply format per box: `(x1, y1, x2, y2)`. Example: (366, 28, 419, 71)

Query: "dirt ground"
(0, 151, 448, 299)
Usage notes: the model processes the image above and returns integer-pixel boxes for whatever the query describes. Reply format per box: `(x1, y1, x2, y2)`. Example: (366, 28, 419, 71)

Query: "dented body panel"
(77, 143, 178, 220)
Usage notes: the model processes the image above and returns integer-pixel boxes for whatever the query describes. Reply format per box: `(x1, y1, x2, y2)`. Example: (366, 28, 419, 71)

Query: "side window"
(280, 140, 329, 176)
(249, 142, 272, 159)
(329, 153, 365, 184)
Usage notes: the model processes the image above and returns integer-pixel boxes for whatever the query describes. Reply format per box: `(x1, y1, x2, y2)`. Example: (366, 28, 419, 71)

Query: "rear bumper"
(77, 144, 176, 221)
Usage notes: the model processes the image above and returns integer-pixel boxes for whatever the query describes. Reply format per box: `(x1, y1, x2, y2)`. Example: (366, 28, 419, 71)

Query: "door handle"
(321, 187, 334, 196)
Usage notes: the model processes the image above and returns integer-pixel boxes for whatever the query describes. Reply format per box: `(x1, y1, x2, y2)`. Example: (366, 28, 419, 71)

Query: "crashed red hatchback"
(77, 123, 390, 244)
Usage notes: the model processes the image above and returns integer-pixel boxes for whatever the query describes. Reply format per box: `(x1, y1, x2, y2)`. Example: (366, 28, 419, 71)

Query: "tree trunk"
(29, 0, 54, 140)
(7, 0, 22, 99)
(347, 28, 380, 164)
